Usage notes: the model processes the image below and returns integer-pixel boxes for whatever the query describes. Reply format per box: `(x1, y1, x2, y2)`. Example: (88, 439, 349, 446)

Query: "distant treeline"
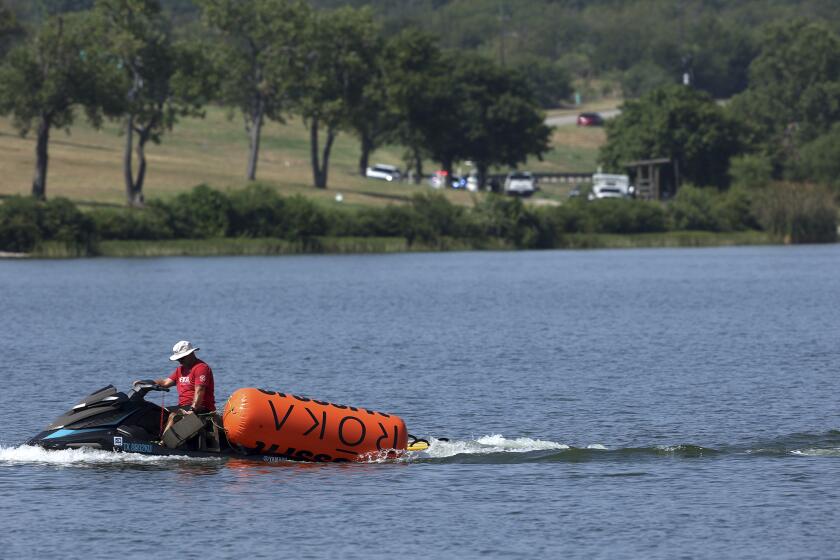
(0, 0, 550, 205)
(7, 0, 840, 101)
(1, 183, 835, 255)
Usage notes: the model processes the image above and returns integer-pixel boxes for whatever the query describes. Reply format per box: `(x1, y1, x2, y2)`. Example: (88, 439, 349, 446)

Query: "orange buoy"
(222, 388, 408, 462)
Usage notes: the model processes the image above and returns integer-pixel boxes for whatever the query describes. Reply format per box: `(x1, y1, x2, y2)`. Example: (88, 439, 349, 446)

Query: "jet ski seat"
(162, 412, 222, 451)
(162, 412, 205, 449)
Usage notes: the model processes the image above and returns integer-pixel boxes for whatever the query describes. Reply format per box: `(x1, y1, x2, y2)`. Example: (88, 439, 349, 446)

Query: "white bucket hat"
(170, 340, 199, 361)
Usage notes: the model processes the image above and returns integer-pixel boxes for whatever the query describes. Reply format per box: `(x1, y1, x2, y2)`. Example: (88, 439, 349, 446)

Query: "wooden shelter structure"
(624, 158, 680, 200)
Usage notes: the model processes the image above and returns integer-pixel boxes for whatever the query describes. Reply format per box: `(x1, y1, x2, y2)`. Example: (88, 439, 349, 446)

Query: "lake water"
(1, 246, 839, 559)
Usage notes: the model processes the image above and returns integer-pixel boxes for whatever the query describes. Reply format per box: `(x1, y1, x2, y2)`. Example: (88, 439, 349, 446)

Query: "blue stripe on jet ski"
(44, 428, 104, 440)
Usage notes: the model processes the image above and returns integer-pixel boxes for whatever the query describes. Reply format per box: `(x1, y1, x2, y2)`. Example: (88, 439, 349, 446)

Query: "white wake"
(0, 444, 217, 466)
(418, 434, 572, 459)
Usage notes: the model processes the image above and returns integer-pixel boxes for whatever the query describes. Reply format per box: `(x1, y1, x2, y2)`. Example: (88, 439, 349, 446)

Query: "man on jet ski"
(153, 341, 217, 435)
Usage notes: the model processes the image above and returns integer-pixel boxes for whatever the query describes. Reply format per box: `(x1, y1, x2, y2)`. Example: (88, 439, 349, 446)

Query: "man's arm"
(191, 385, 205, 411)
(155, 377, 176, 388)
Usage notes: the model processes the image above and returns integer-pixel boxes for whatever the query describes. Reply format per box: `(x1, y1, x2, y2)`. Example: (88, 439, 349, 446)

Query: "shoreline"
(0, 231, 791, 259)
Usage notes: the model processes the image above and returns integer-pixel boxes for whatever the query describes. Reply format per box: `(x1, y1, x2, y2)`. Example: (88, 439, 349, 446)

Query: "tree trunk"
(412, 146, 423, 184)
(310, 116, 323, 188)
(477, 162, 489, 191)
(123, 116, 137, 206)
(246, 99, 264, 181)
(123, 113, 152, 207)
(128, 127, 150, 207)
(320, 127, 336, 189)
(442, 159, 454, 189)
(32, 116, 50, 200)
(358, 134, 372, 177)
(309, 117, 336, 189)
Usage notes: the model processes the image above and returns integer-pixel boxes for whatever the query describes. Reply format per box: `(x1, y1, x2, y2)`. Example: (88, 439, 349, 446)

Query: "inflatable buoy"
(223, 388, 408, 462)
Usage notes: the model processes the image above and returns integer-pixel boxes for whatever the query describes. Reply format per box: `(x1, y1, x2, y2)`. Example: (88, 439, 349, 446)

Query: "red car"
(576, 112, 604, 127)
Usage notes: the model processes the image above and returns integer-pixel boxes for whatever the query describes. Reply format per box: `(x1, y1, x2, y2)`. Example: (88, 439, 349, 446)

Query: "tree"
(449, 54, 552, 190)
(729, 19, 840, 173)
(93, 0, 214, 207)
(328, 16, 394, 178)
(384, 29, 444, 183)
(0, 13, 107, 199)
(600, 84, 742, 189)
(296, 6, 381, 189)
(388, 49, 551, 190)
(197, 0, 311, 181)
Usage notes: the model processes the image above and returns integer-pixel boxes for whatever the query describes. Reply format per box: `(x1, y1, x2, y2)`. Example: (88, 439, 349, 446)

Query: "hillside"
(0, 104, 608, 207)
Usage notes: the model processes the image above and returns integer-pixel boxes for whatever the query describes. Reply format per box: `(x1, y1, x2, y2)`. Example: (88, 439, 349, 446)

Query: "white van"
(589, 173, 631, 200)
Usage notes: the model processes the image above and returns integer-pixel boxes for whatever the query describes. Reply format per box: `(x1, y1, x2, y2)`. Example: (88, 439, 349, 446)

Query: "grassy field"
(0, 103, 608, 208)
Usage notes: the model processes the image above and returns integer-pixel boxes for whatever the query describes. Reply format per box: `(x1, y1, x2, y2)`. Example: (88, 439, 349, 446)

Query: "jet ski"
(26, 381, 243, 458)
(27, 381, 431, 461)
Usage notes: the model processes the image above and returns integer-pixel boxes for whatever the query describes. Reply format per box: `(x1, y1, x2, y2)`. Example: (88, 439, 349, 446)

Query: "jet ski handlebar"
(131, 379, 171, 396)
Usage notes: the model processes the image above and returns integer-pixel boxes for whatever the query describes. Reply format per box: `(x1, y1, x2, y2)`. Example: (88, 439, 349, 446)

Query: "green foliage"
(0, 0, 23, 57)
(167, 184, 233, 238)
(729, 154, 773, 189)
(0, 196, 42, 251)
(620, 61, 674, 99)
(513, 54, 573, 108)
(40, 197, 97, 248)
(600, 85, 742, 188)
(789, 124, 840, 189)
(408, 192, 466, 243)
(2, 181, 833, 254)
(0, 12, 111, 132)
(0, 196, 97, 252)
(668, 185, 723, 232)
(339, 205, 416, 239)
(724, 187, 761, 231)
(667, 185, 762, 233)
(197, 0, 310, 123)
(276, 195, 328, 240)
(90, 205, 174, 240)
(298, 5, 383, 188)
(227, 183, 285, 237)
(752, 183, 837, 243)
(540, 198, 667, 237)
(453, 54, 552, 186)
(588, 199, 668, 234)
(385, 28, 447, 177)
(729, 19, 840, 173)
(197, 0, 312, 181)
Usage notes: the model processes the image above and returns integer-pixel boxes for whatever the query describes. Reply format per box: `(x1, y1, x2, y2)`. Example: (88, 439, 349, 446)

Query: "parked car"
(429, 170, 448, 188)
(504, 171, 537, 197)
(365, 164, 401, 182)
(588, 173, 631, 200)
(450, 175, 467, 189)
(576, 112, 604, 127)
(466, 171, 479, 192)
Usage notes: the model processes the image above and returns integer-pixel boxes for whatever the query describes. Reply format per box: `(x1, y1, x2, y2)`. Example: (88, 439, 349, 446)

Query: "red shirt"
(168, 359, 216, 412)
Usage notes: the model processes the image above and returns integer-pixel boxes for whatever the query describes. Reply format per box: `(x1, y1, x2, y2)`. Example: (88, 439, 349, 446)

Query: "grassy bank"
(20, 231, 779, 258)
(94, 236, 479, 257)
(0, 104, 606, 208)
(557, 230, 778, 249)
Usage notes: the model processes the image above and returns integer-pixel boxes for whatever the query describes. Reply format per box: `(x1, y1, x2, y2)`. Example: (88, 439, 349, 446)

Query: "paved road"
(545, 108, 621, 127)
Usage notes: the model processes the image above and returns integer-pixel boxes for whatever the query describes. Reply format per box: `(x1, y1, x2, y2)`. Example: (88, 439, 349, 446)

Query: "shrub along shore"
(0, 182, 834, 258)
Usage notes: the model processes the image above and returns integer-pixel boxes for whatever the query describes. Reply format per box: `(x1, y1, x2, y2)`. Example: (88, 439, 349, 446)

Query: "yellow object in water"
(407, 440, 429, 452)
